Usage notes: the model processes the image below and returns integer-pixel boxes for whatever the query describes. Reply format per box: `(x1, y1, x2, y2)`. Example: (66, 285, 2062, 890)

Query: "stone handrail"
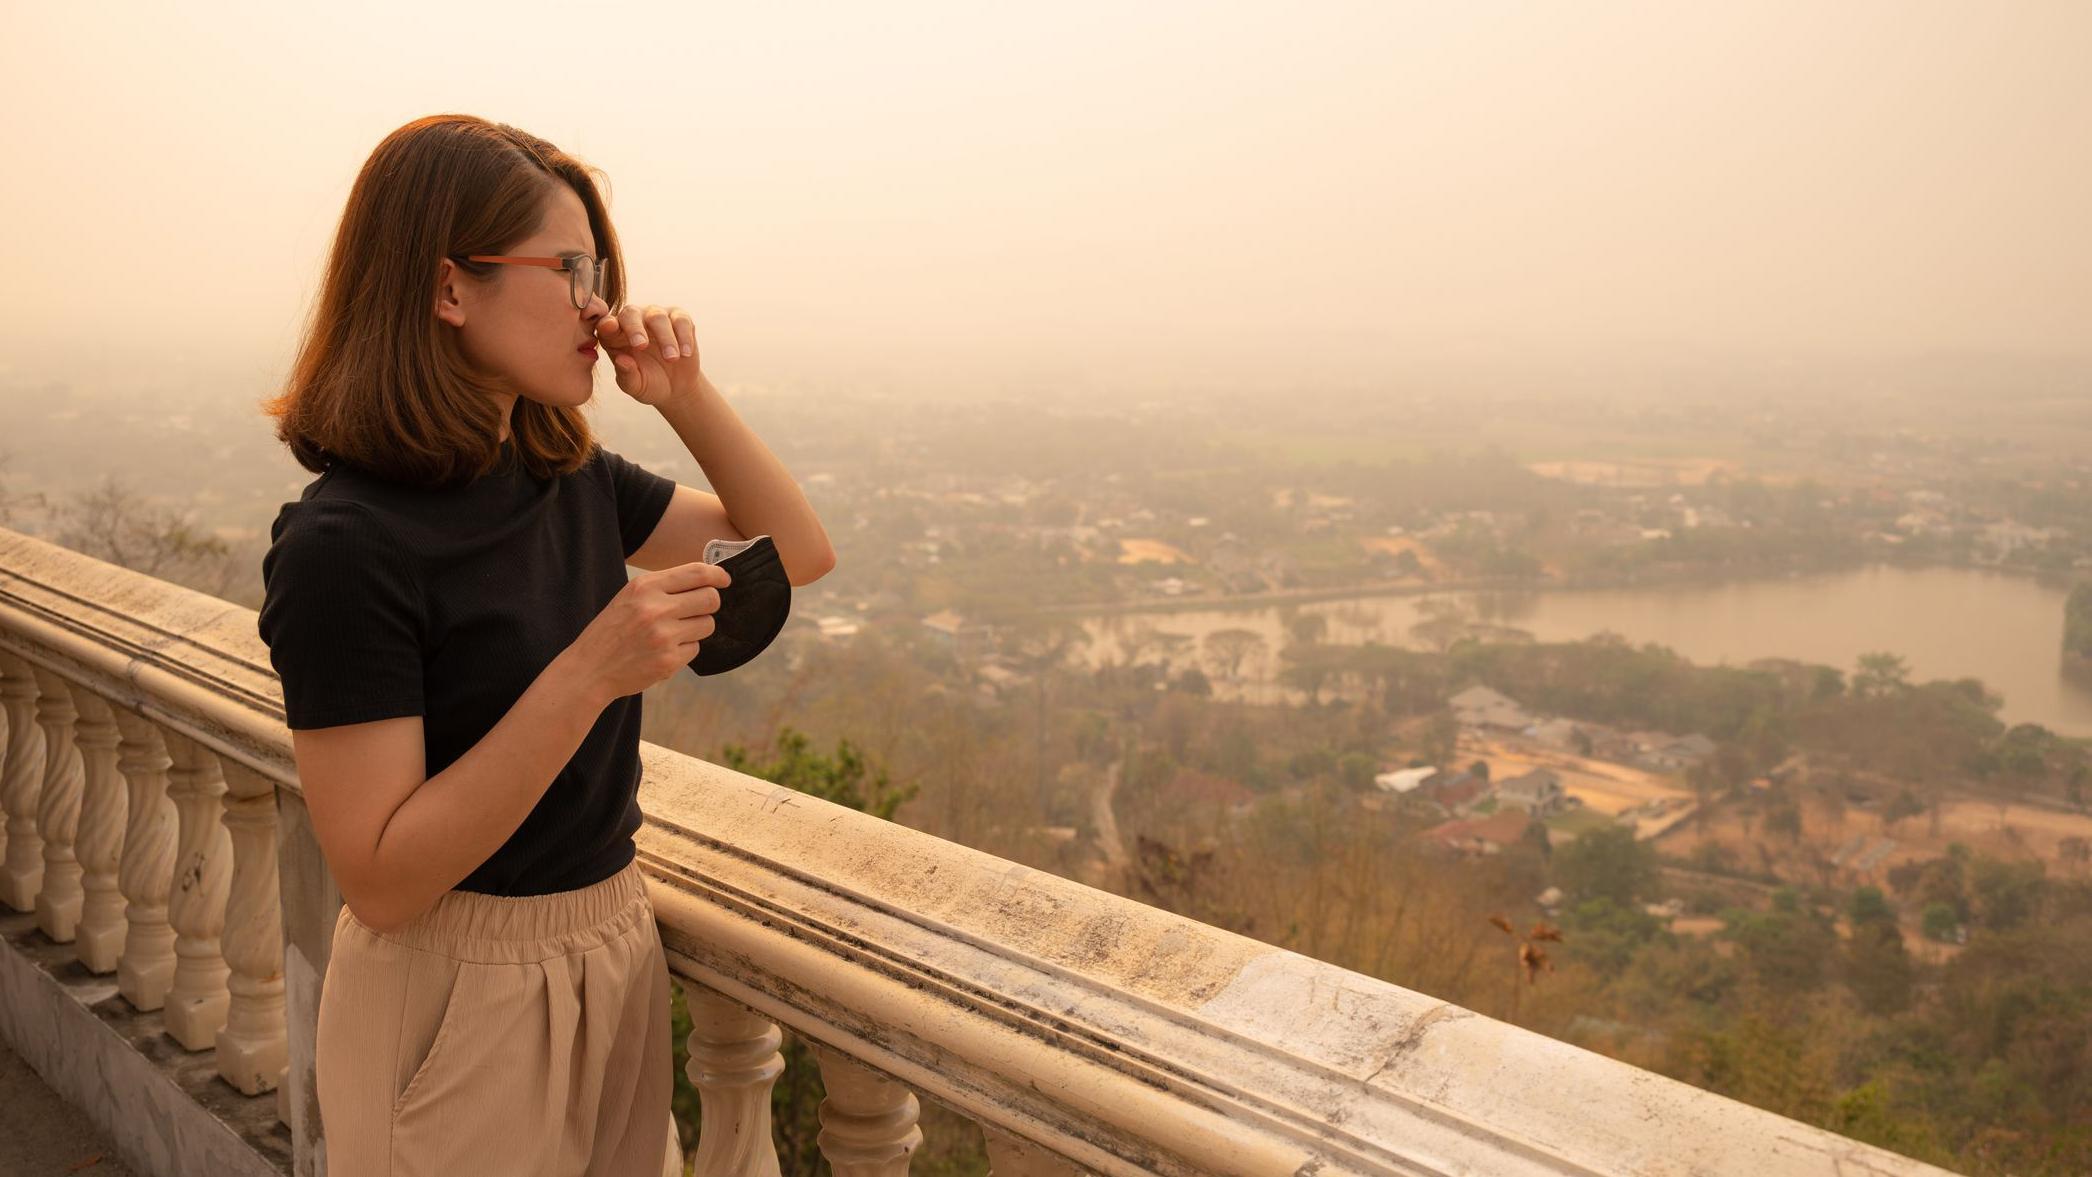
(0, 525, 1958, 1177)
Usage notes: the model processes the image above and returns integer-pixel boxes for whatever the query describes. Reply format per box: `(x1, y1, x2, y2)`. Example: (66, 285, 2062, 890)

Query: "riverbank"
(1001, 554, 2064, 623)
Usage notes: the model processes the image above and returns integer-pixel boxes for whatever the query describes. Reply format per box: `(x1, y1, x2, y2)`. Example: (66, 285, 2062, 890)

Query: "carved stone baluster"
(685, 984, 785, 1177)
(983, 1126, 1085, 1176)
(215, 759, 286, 1095)
(810, 1043, 922, 1177)
(113, 710, 178, 1010)
(161, 727, 232, 1050)
(69, 692, 130, 971)
(0, 650, 47, 910)
(29, 667, 84, 941)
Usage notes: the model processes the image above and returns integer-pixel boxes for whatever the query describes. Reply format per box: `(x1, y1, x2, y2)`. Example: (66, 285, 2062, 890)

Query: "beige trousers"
(315, 856, 683, 1177)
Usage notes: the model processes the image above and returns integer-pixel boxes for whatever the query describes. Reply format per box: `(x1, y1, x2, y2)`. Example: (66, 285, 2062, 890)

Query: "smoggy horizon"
(3, 1, 2087, 396)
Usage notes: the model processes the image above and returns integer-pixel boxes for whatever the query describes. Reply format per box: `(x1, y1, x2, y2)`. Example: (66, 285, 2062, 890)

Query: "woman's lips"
(578, 344, 599, 358)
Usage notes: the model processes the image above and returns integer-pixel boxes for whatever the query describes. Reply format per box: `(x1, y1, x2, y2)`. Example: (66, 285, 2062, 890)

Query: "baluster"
(161, 727, 232, 1050)
(983, 1126, 1085, 1176)
(214, 759, 286, 1095)
(685, 984, 785, 1177)
(29, 667, 84, 941)
(70, 691, 129, 971)
(113, 710, 178, 1010)
(810, 1043, 922, 1177)
(0, 650, 47, 910)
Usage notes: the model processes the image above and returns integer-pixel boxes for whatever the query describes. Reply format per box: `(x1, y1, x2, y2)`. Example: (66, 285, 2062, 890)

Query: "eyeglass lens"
(573, 257, 610, 308)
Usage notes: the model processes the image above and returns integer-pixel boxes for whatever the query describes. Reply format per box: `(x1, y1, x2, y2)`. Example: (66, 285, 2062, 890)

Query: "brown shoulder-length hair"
(260, 114, 626, 490)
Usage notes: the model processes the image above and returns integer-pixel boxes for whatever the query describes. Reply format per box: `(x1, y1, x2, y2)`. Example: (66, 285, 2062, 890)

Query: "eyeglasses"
(455, 253, 613, 310)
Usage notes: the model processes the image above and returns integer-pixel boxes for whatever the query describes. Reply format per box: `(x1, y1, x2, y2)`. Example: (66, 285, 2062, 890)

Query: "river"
(1075, 565, 2092, 737)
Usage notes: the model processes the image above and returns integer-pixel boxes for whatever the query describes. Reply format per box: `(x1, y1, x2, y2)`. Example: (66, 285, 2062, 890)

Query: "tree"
(1113, 616, 1165, 668)
(1419, 710, 1459, 768)
(1409, 597, 1473, 653)
(1852, 652, 1910, 699)
(1764, 800, 1804, 843)
(0, 448, 54, 529)
(1202, 628, 1266, 681)
(1843, 886, 1912, 1010)
(46, 471, 242, 599)
(1554, 825, 1659, 907)
(1879, 789, 1925, 832)
(1920, 902, 1961, 943)
(1811, 666, 1846, 701)
(1724, 901, 1836, 998)
(999, 616, 1089, 811)
(1283, 608, 1329, 649)
(1968, 855, 2044, 931)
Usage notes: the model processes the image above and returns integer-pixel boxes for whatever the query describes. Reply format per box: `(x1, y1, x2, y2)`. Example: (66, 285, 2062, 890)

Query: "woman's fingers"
(643, 308, 677, 359)
(596, 304, 697, 367)
(671, 312, 697, 362)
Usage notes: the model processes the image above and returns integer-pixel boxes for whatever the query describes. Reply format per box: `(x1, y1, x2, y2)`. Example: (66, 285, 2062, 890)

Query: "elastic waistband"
(354, 857, 652, 964)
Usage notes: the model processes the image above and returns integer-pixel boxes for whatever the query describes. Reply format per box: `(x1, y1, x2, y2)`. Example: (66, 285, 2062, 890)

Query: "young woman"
(257, 114, 833, 1175)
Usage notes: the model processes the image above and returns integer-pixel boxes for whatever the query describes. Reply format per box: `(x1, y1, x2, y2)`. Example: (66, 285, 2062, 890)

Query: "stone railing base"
(0, 909, 288, 1177)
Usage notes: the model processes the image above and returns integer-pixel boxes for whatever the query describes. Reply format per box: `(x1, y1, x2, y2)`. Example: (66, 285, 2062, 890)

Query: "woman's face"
(434, 183, 608, 437)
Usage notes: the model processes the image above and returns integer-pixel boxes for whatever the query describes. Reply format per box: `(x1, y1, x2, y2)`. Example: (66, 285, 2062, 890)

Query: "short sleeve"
(593, 444, 678, 559)
(257, 500, 426, 730)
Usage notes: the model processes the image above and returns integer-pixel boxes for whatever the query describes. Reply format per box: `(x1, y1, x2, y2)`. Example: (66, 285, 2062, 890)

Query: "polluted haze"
(0, 0, 2087, 397)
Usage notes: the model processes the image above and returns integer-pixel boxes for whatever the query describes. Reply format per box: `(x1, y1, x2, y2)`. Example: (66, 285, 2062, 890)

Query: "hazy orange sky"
(2, 1, 2086, 391)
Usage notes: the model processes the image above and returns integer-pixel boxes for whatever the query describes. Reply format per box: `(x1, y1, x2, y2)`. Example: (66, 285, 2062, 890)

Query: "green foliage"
(1563, 896, 1665, 977)
(1880, 789, 1925, 828)
(1852, 651, 1911, 699)
(1447, 639, 1792, 749)
(1848, 886, 1894, 927)
(2064, 583, 2092, 664)
(1849, 915, 1916, 1007)
(1419, 709, 1459, 767)
(1722, 902, 1837, 998)
(1336, 751, 1378, 791)
(717, 726, 920, 821)
(1968, 856, 2045, 931)
(1921, 902, 1961, 942)
(1554, 825, 1658, 907)
(1763, 801, 1803, 841)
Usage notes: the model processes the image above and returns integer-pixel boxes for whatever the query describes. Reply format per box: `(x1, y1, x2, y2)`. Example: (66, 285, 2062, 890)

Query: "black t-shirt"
(256, 437, 678, 896)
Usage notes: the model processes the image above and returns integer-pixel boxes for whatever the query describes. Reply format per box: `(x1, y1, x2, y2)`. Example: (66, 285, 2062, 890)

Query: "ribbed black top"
(258, 439, 678, 896)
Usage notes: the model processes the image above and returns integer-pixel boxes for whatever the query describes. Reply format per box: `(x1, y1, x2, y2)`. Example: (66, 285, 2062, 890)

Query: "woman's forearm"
(362, 650, 613, 931)
(654, 368, 835, 583)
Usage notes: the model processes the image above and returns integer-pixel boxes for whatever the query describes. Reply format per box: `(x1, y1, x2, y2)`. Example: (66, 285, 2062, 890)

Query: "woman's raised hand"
(596, 303, 701, 407)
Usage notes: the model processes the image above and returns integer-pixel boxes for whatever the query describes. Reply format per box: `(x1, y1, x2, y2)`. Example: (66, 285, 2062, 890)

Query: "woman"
(256, 114, 832, 1175)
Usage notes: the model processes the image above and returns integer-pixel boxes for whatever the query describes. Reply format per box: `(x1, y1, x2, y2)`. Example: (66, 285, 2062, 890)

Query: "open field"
(1116, 538, 1195, 565)
(1655, 792, 2092, 882)
(1459, 730, 1697, 839)
(1525, 458, 1743, 487)
(1357, 535, 1448, 576)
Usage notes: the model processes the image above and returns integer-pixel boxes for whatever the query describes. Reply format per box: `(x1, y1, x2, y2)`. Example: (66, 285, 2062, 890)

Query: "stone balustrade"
(0, 525, 1958, 1177)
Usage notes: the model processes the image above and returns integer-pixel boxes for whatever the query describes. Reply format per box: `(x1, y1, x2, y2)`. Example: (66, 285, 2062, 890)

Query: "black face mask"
(690, 534, 792, 676)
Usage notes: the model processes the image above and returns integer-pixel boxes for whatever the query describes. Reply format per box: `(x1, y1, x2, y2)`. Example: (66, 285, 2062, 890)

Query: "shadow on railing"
(0, 524, 1960, 1177)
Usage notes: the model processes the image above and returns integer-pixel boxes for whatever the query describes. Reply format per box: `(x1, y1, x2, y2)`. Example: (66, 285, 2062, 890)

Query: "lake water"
(1077, 565, 2092, 737)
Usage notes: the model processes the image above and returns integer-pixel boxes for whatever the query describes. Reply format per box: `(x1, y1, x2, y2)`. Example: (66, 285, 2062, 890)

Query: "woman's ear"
(434, 257, 468, 329)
